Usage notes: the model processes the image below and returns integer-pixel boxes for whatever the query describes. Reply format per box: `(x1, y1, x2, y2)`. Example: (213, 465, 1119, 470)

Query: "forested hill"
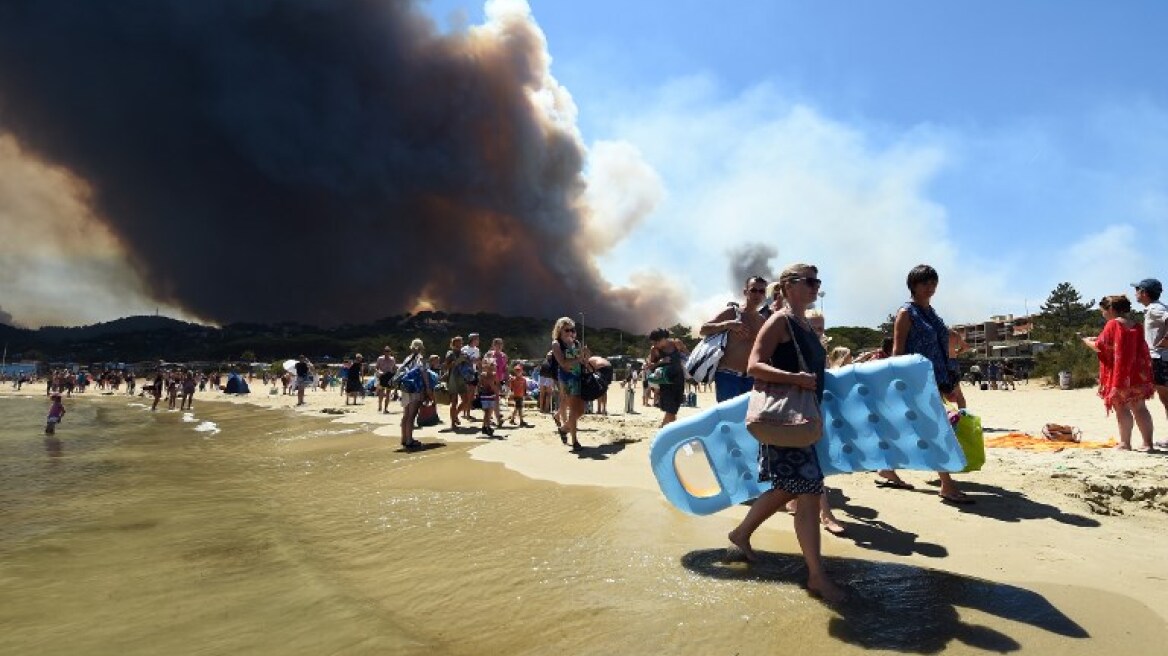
(0, 312, 653, 364)
(1, 312, 885, 366)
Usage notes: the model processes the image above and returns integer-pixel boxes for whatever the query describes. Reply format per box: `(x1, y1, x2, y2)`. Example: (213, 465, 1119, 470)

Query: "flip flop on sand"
(874, 479, 915, 490)
(1155, 441, 1168, 450)
(940, 492, 975, 505)
(553, 415, 569, 443)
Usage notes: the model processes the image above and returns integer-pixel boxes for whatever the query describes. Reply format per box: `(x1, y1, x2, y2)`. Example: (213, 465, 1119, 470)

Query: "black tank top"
(768, 316, 826, 401)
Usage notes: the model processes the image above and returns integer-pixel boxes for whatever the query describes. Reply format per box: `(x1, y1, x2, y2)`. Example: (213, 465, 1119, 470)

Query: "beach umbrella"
(283, 359, 297, 373)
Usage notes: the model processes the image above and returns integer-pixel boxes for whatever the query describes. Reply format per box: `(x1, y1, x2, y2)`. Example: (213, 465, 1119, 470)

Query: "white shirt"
(1145, 300, 1168, 359)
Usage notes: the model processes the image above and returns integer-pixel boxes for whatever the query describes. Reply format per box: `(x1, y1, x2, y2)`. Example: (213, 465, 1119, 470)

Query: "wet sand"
(4, 380, 1166, 653)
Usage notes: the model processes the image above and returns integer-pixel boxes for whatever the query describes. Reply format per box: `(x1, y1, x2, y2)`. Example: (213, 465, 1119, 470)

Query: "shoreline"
(4, 380, 1166, 627)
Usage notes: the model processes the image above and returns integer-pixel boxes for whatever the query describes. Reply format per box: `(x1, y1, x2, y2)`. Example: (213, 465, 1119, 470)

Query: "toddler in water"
(508, 364, 530, 427)
(45, 394, 66, 434)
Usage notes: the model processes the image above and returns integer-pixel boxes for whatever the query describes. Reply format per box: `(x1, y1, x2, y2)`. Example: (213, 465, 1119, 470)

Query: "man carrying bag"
(696, 275, 769, 402)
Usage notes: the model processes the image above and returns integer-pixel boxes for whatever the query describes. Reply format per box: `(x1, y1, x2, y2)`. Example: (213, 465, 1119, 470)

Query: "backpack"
(391, 354, 419, 388)
(397, 355, 428, 393)
(458, 362, 477, 384)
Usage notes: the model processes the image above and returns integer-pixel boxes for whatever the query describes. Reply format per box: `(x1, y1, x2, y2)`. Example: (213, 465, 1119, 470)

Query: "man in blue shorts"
(698, 276, 768, 402)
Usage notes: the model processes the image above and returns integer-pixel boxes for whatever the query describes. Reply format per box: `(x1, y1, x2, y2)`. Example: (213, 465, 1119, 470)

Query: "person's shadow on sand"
(393, 442, 446, 453)
(681, 549, 1089, 653)
(570, 439, 632, 461)
(824, 487, 949, 558)
(919, 480, 1101, 526)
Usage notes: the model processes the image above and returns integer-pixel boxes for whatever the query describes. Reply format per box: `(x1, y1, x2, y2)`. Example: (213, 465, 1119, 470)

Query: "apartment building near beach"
(952, 314, 1050, 360)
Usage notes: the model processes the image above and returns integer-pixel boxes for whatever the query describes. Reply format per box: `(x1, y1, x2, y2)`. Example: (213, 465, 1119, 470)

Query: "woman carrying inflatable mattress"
(727, 262, 846, 604)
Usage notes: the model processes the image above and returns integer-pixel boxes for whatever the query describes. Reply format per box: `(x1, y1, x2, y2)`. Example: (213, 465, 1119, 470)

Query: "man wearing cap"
(1133, 278, 1168, 441)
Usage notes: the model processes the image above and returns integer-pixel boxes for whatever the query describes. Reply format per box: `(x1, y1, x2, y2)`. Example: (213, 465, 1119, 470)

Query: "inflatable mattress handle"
(649, 355, 966, 516)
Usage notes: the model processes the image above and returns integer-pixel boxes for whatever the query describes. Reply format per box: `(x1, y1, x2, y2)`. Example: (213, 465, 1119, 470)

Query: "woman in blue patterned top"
(876, 265, 974, 505)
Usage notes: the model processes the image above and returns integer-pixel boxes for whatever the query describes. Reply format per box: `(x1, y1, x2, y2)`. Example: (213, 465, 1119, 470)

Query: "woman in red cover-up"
(1082, 295, 1155, 451)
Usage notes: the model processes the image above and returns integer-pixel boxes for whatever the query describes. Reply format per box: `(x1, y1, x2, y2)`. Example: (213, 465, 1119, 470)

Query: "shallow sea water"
(0, 395, 1162, 655)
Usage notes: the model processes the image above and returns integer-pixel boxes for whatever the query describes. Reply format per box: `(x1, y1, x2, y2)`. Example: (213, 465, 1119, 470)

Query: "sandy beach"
(7, 377, 1167, 651)
(114, 385, 1168, 570)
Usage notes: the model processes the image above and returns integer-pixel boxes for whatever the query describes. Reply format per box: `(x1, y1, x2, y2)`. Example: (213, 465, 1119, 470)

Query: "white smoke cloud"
(587, 77, 1168, 329)
(581, 140, 664, 252)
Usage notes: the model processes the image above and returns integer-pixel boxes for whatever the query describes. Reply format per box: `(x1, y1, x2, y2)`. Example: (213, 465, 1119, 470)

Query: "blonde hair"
(777, 263, 817, 301)
(551, 316, 575, 340)
(410, 338, 424, 352)
(827, 346, 852, 369)
(449, 335, 463, 349)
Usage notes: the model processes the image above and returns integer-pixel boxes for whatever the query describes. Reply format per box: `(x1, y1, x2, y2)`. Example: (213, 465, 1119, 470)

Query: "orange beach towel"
(984, 432, 1116, 452)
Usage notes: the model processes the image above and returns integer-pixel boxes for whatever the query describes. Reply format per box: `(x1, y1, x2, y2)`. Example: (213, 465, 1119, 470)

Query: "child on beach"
(478, 362, 499, 436)
(45, 394, 66, 434)
(508, 364, 530, 427)
(151, 373, 163, 411)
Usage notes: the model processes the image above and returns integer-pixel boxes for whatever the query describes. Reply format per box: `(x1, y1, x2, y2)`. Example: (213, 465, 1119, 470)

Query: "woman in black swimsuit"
(727, 263, 845, 604)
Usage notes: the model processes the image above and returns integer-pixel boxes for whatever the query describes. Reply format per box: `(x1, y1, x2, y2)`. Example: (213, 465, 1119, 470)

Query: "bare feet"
(807, 573, 847, 603)
(821, 516, 847, 536)
(727, 529, 756, 562)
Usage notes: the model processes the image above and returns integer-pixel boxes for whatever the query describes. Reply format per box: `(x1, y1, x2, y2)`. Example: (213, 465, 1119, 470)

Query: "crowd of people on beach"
(276, 331, 613, 451)
(15, 261, 1166, 604)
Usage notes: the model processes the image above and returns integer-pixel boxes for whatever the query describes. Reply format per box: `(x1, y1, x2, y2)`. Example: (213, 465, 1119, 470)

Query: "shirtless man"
(698, 276, 768, 402)
(375, 346, 397, 414)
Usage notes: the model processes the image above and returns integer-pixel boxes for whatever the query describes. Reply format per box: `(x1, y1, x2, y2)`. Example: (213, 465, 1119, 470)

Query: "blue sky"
(425, 0, 1168, 329)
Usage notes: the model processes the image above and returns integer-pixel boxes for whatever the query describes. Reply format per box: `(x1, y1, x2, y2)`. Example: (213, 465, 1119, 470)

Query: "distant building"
(952, 314, 1050, 359)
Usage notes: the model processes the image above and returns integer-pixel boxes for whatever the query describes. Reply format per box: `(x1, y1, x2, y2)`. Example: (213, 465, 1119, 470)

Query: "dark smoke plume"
(726, 243, 778, 288)
(0, 0, 678, 330)
(0, 304, 14, 326)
